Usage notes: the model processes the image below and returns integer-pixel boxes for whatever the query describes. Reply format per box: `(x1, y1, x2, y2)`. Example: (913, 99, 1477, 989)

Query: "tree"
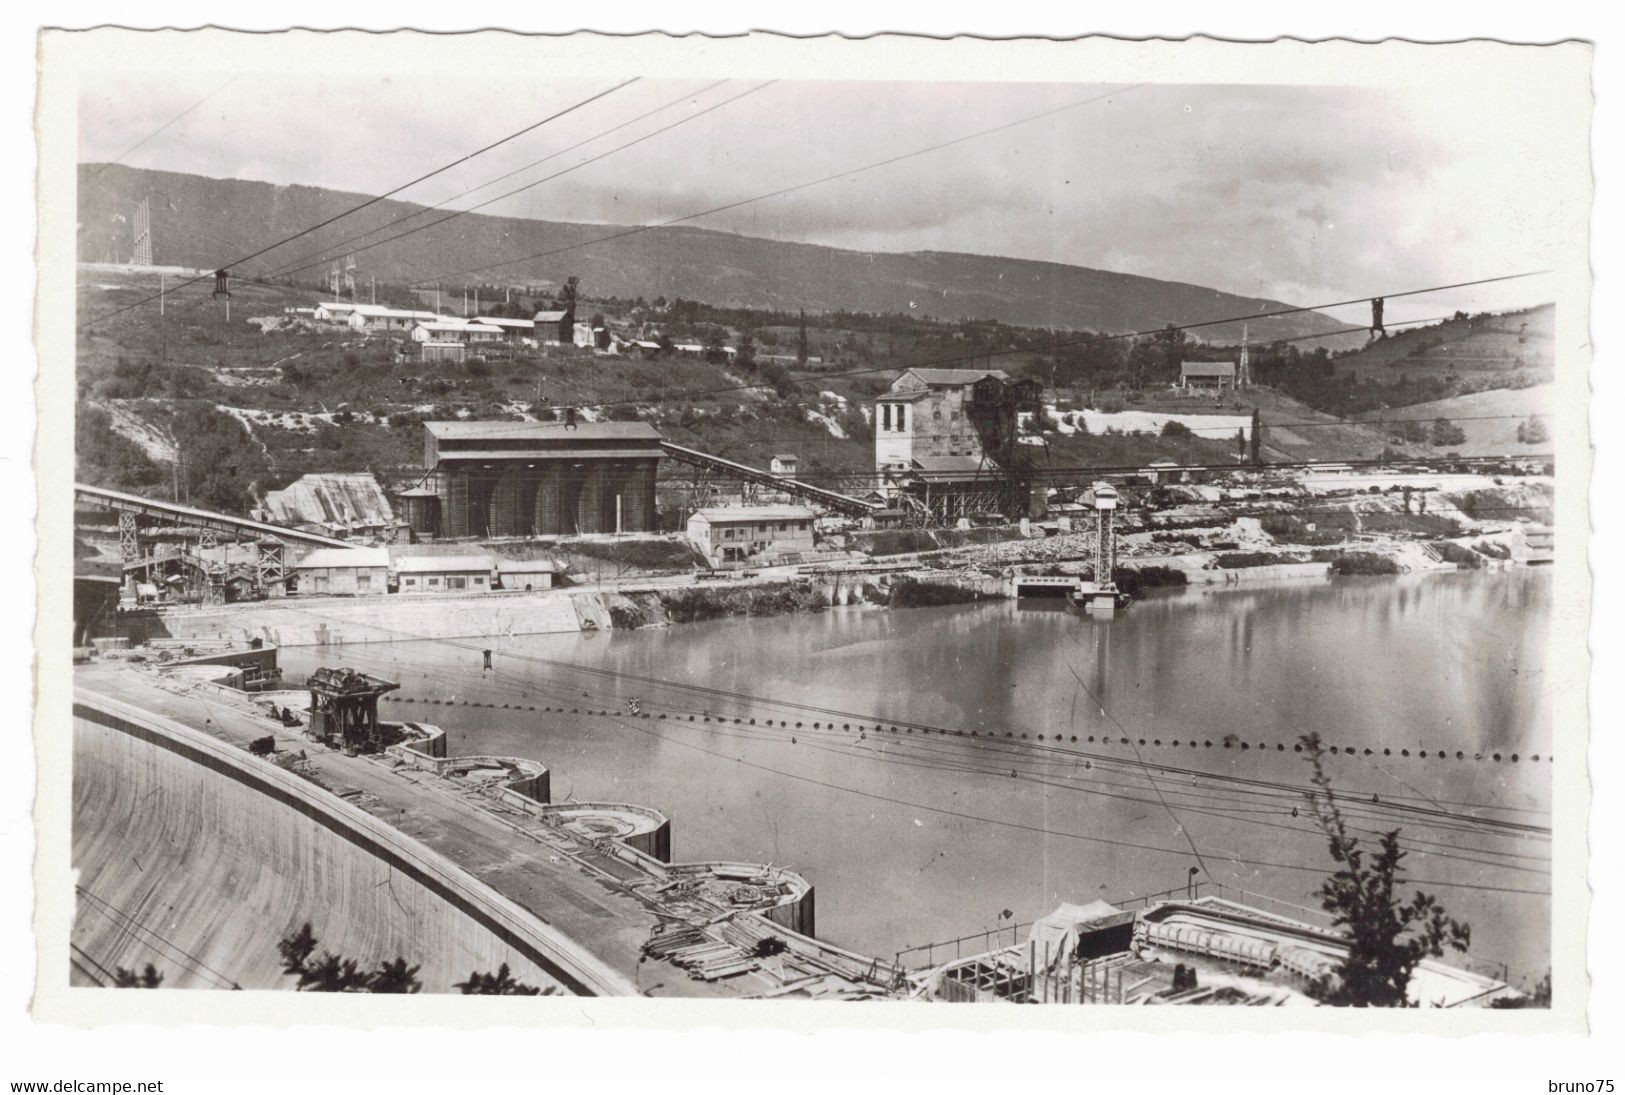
(278, 922, 422, 994)
(453, 963, 555, 995)
(1299, 733, 1470, 1005)
(1430, 417, 1466, 447)
(113, 963, 165, 988)
(1160, 419, 1194, 440)
(1490, 970, 1551, 1008)
(1249, 409, 1264, 464)
(1516, 415, 1549, 445)
(368, 957, 424, 994)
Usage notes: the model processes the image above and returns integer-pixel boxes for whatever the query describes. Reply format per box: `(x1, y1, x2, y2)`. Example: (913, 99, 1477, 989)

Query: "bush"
(1215, 551, 1301, 569)
(1329, 552, 1401, 576)
(1259, 513, 1346, 546)
(248, 736, 276, 756)
(887, 578, 1000, 608)
(1474, 539, 1512, 560)
(1160, 419, 1194, 439)
(1431, 541, 1483, 569)
(1111, 565, 1188, 597)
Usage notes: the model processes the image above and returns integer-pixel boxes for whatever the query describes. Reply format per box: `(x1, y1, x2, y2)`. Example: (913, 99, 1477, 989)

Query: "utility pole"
(370, 274, 376, 305)
(159, 272, 165, 316)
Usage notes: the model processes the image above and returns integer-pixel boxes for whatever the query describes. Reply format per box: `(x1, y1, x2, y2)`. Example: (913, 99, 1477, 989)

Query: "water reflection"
(286, 569, 1552, 977)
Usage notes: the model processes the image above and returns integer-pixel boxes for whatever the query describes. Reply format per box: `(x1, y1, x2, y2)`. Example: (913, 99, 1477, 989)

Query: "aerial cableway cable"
(264, 80, 776, 283)
(83, 76, 240, 184)
(390, 273, 1550, 430)
(255, 79, 737, 282)
(299, 636, 1549, 881)
(407, 83, 1148, 287)
(77, 77, 640, 330)
(273, 603, 1549, 837)
(339, 646, 1549, 884)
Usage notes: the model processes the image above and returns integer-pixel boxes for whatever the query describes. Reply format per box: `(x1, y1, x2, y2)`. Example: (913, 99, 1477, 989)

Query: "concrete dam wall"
(71, 693, 633, 993)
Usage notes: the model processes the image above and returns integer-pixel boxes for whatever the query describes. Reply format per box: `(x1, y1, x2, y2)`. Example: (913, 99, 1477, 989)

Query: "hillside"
(79, 164, 1351, 342)
(1354, 384, 1555, 457)
(1258, 304, 1555, 419)
(75, 266, 1407, 514)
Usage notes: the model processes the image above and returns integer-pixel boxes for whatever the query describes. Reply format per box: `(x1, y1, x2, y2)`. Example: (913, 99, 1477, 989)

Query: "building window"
(882, 404, 892, 430)
(356, 574, 372, 592)
(898, 405, 907, 430)
(448, 576, 467, 591)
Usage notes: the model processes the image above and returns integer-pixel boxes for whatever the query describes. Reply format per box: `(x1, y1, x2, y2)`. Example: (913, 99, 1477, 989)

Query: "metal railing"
(892, 880, 1205, 970)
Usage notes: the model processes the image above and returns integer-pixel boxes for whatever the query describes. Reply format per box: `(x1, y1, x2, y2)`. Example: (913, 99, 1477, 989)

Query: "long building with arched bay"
(403, 420, 663, 540)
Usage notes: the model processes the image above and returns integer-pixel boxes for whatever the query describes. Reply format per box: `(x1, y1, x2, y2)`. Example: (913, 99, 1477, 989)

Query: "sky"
(76, 72, 1573, 326)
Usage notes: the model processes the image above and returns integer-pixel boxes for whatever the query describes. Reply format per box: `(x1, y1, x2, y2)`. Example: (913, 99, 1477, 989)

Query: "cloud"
(76, 74, 1568, 313)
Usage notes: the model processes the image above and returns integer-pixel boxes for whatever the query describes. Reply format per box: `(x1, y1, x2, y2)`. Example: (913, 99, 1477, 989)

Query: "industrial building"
(687, 505, 817, 567)
(496, 558, 559, 591)
(474, 316, 536, 343)
(873, 368, 1043, 522)
(394, 554, 495, 593)
(292, 546, 390, 596)
(257, 472, 398, 539)
(411, 320, 502, 344)
(313, 302, 444, 332)
(410, 420, 663, 540)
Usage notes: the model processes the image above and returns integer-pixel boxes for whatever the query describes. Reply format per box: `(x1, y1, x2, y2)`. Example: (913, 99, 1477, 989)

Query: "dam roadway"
(72, 663, 882, 997)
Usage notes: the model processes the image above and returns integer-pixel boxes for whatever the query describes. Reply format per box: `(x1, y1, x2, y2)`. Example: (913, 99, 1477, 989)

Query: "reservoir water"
(284, 568, 1553, 985)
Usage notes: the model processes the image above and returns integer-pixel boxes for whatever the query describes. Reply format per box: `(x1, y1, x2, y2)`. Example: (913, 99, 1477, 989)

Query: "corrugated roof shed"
(262, 473, 396, 530)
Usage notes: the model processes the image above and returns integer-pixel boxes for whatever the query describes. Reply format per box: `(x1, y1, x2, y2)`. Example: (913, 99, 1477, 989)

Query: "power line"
(82, 76, 239, 183)
(255, 79, 734, 283)
(77, 78, 640, 331)
(408, 83, 1146, 287)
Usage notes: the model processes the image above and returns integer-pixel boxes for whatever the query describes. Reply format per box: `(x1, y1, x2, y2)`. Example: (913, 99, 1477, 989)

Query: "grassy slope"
(1354, 384, 1556, 456)
(75, 268, 1403, 504)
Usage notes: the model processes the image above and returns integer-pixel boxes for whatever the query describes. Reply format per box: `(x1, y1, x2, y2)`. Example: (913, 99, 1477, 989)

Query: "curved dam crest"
(71, 693, 634, 994)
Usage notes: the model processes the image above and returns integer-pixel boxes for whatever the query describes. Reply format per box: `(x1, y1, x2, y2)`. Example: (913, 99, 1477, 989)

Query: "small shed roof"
(395, 554, 496, 573)
(474, 316, 535, 329)
(1181, 361, 1237, 378)
(691, 505, 817, 523)
(533, 309, 569, 322)
(295, 547, 391, 570)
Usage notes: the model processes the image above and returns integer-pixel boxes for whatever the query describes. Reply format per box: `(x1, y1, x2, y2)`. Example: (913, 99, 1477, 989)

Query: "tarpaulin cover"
(1026, 901, 1122, 970)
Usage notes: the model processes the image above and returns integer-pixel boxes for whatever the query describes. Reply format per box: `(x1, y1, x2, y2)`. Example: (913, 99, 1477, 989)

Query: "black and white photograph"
(16, 22, 1604, 1074)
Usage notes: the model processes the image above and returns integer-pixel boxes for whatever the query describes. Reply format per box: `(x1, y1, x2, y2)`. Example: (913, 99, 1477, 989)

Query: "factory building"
(874, 368, 1043, 521)
(687, 505, 817, 567)
(394, 554, 495, 593)
(412, 420, 663, 540)
(292, 547, 391, 596)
